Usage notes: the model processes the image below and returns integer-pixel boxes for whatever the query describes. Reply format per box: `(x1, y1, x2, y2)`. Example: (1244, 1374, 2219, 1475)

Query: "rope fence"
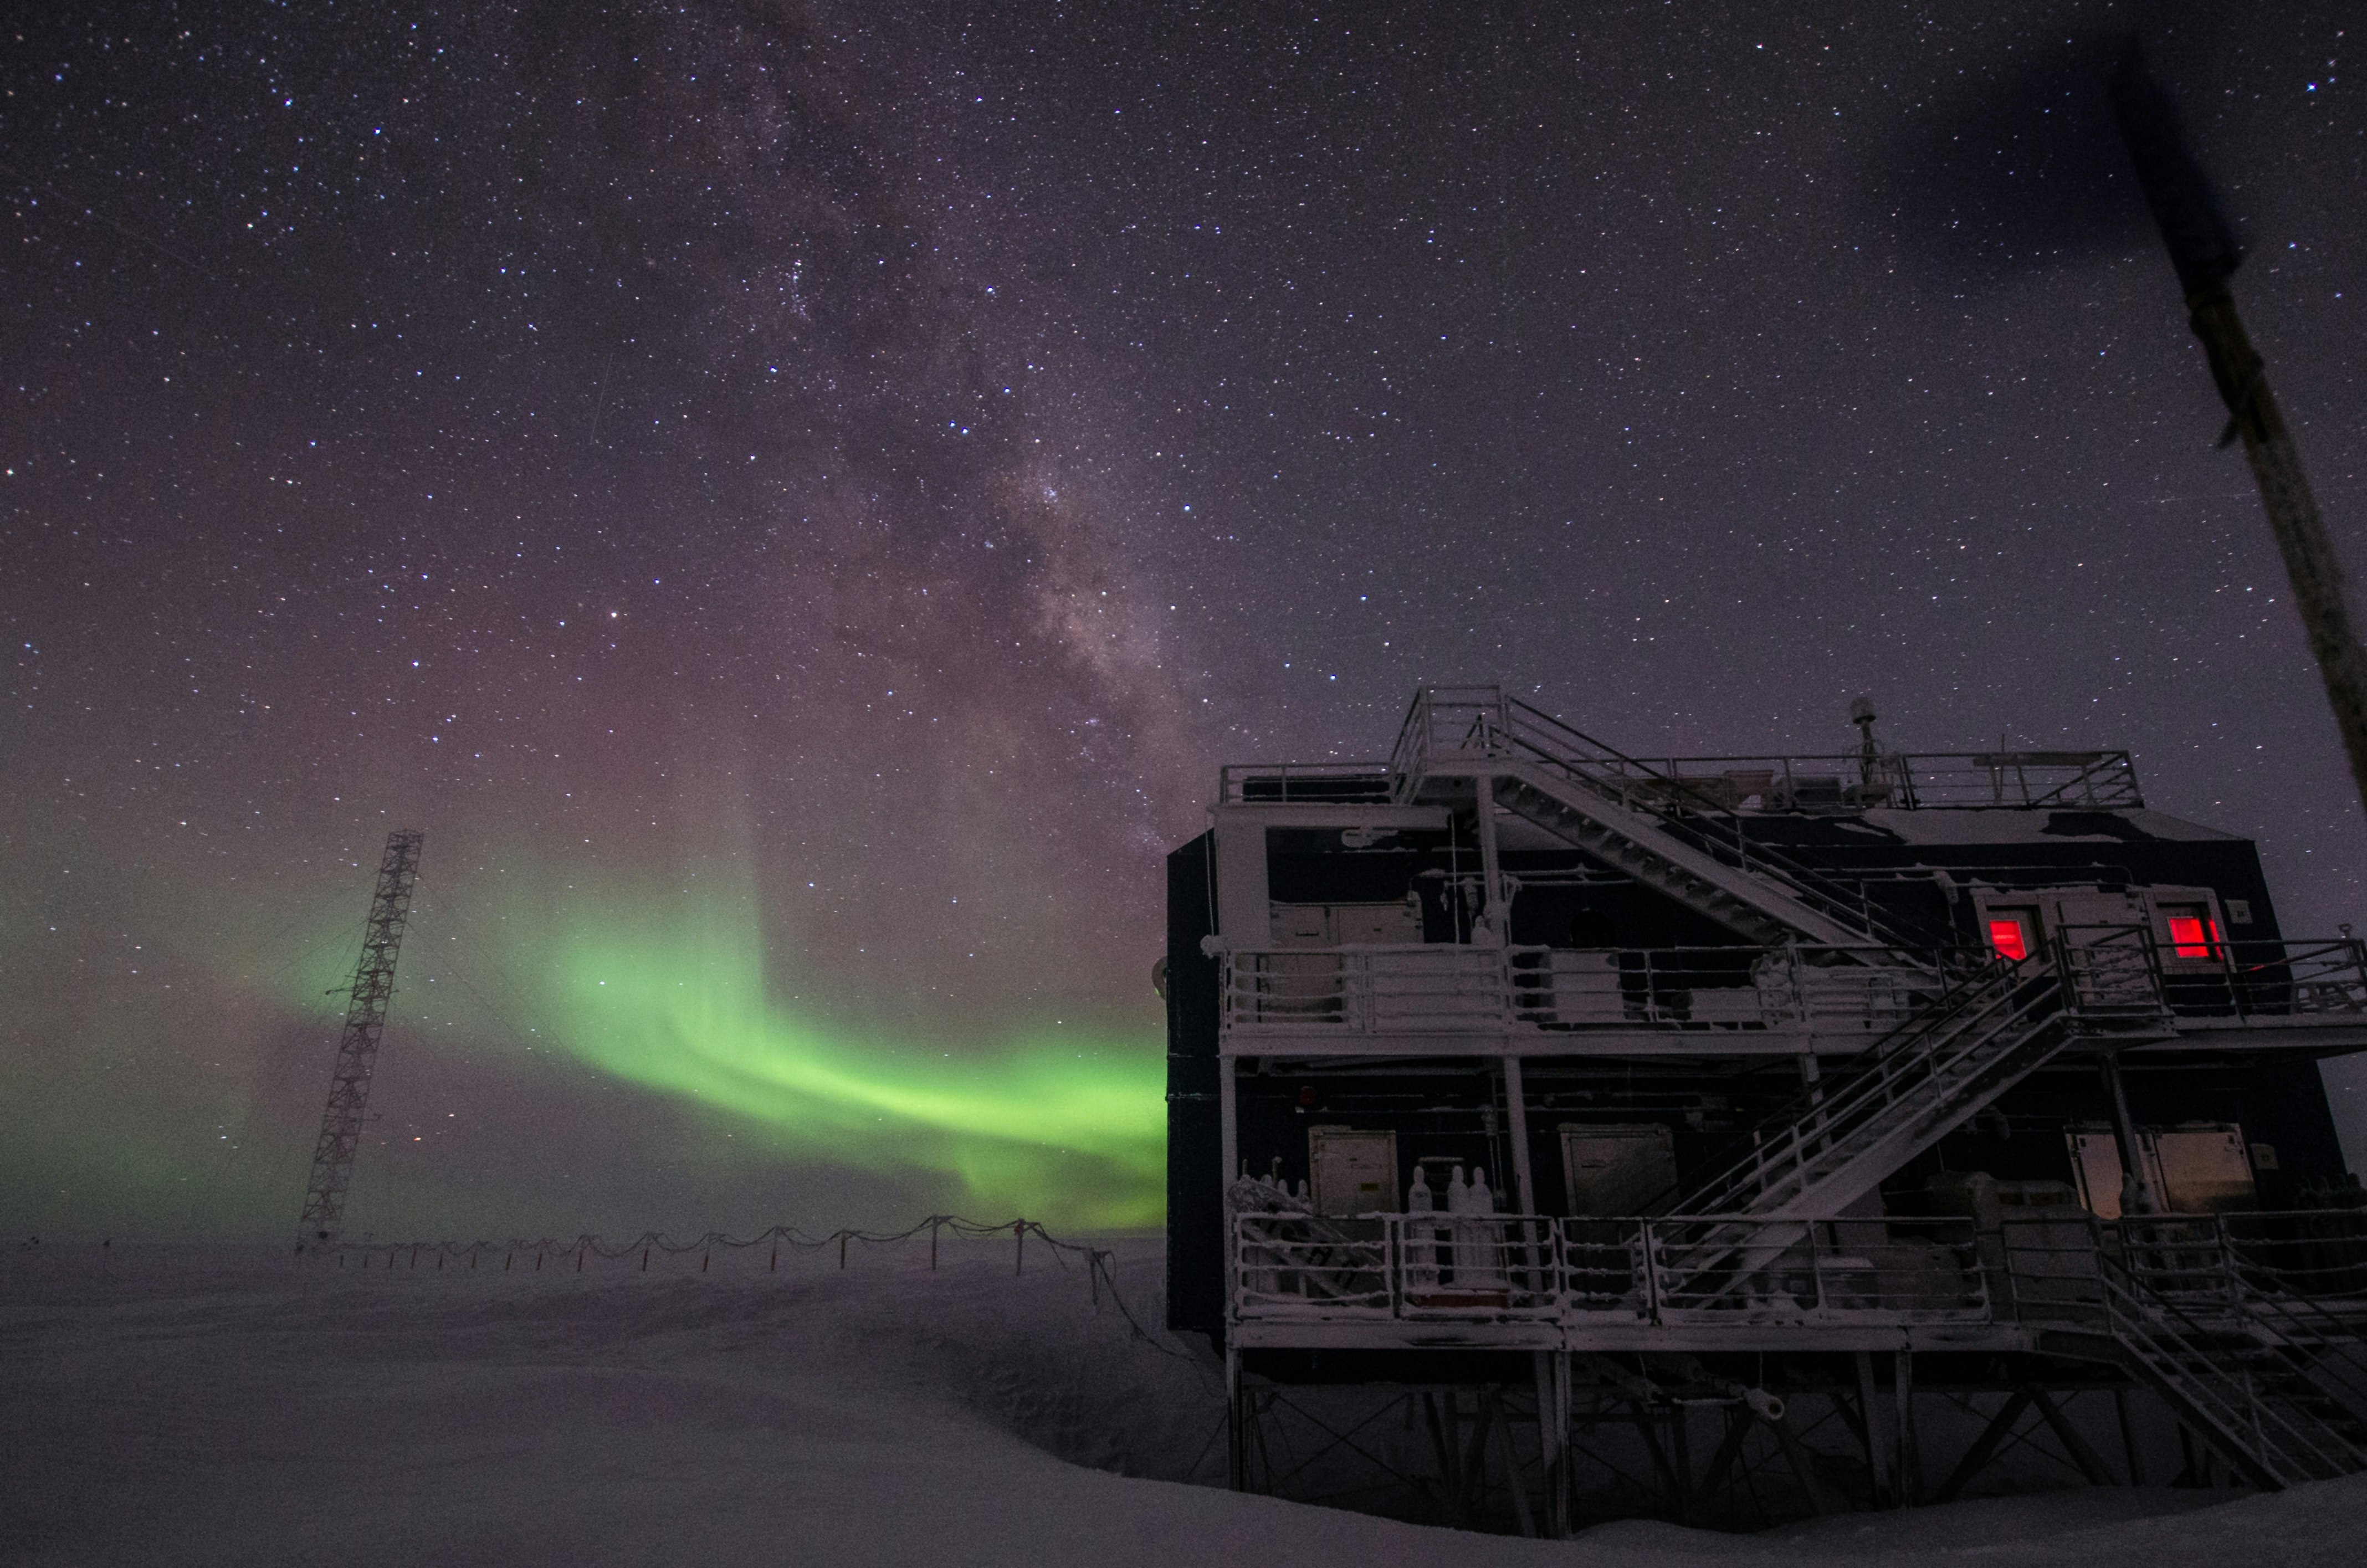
(310, 1215, 1179, 1354)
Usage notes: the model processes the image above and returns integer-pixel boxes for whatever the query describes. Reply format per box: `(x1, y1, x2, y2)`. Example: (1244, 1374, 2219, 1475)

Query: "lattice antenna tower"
(296, 829, 424, 1251)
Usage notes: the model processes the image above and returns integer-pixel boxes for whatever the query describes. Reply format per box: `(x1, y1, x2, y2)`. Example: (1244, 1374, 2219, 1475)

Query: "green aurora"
(525, 901, 1168, 1228)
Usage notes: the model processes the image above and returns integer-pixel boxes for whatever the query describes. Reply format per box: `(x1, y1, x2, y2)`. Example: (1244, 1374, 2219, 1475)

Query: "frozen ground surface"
(3, 1235, 2364, 1566)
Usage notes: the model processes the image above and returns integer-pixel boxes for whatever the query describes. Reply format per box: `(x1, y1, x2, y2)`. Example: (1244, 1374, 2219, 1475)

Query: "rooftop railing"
(1218, 684, 2150, 814)
(1217, 762, 1393, 806)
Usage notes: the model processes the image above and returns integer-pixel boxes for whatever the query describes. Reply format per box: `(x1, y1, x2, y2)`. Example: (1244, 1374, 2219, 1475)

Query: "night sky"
(5, 2, 2362, 1239)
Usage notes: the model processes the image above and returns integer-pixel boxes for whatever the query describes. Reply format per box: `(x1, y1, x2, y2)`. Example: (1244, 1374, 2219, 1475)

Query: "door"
(2046, 890, 2161, 1013)
(2064, 1126, 2170, 1221)
(1559, 1124, 1678, 1216)
(2152, 1124, 2256, 1212)
(1308, 1126, 1399, 1216)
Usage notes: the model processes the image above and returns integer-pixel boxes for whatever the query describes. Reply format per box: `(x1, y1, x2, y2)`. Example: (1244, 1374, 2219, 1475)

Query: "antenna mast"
(296, 829, 424, 1251)
(2113, 52, 2367, 817)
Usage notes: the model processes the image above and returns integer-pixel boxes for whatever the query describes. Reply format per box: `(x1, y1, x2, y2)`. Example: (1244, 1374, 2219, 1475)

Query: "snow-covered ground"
(4, 1236, 2363, 1566)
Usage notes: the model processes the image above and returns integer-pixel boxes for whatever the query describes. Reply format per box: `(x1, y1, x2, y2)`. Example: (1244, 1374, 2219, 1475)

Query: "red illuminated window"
(1987, 913, 2036, 962)
(2163, 906, 2222, 960)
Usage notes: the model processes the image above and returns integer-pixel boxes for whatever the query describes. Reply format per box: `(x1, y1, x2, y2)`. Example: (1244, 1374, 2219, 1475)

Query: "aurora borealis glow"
(542, 889, 1166, 1226)
(6, 3, 2364, 1238)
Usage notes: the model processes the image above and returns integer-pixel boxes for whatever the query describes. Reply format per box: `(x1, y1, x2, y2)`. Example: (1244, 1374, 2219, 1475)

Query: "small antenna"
(1849, 697, 1882, 792)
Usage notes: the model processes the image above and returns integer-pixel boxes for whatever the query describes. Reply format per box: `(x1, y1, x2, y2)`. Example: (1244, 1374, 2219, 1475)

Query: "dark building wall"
(1165, 833, 1224, 1340)
(1735, 814, 2285, 945)
(1172, 808, 2349, 1331)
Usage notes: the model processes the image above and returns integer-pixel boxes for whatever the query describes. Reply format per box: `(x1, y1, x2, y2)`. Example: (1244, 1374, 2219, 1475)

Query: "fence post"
(1015, 1219, 1026, 1275)
(839, 1232, 848, 1269)
(769, 1243, 778, 1273)
(930, 1217, 939, 1271)
(641, 1247, 649, 1272)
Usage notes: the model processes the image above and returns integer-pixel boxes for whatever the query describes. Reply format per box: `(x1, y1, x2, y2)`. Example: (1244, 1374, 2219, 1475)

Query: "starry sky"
(4, 1, 2362, 1239)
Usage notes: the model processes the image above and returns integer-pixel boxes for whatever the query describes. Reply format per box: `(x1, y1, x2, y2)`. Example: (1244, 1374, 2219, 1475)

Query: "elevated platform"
(1219, 937, 2367, 1060)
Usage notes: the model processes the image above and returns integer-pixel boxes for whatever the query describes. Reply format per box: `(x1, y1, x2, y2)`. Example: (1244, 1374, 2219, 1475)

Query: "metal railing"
(1231, 1212, 1986, 1329)
(1231, 1205, 2367, 1484)
(1669, 926, 2182, 1222)
(1671, 952, 2072, 1218)
(1221, 943, 1948, 1038)
(2000, 1210, 2367, 1485)
(1217, 761, 1393, 806)
(2160, 937, 2367, 1022)
(1220, 934, 2367, 1046)
(1390, 686, 1946, 951)
(1225, 945, 1512, 1034)
(1232, 1212, 1560, 1320)
(1384, 685, 2140, 813)
(1571, 750, 2144, 812)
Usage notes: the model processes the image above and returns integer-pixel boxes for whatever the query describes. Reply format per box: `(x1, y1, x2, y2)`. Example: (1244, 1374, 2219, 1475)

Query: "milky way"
(5, 2, 2363, 1237)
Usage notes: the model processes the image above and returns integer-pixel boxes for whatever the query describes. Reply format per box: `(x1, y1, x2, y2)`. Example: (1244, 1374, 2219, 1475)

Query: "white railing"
(1221, 935, 2367, 1046)
(2000, 1210, 2367, 1484)
(1231, 1212, 1986, 1329)
(1225, 945, 1512, 1034)
(1225, 944, 1950, 1039)
(1382, 684, 2142, 812)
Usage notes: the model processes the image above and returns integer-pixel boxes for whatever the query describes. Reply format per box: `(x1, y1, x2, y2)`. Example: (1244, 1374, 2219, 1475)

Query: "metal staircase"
(1390, 686, 1940, 951)
(2025, 1221, 2367, 1488)
(1674, 956, 2076, 1220)
(1672, 927, 2172, 1225)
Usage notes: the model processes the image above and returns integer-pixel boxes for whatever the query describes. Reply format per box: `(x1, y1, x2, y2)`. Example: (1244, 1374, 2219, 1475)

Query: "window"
(1987, 910, 2038, 962)
(2161, 904, 2222, 960)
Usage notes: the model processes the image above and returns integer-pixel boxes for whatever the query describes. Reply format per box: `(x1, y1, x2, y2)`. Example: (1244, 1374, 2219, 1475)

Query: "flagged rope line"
(314, 1215, 1182, 1357)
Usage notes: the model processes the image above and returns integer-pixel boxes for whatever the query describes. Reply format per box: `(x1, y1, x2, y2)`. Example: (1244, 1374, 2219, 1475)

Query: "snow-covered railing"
(1216, 761, 1392, 805)
(1382, 684, 2141, 813)
(2157, 937, 2367, 1023)
(1221, 936, 2367, 1047)
(1221, 944, 1946, 1041)
(1231, 1212, 1986, 1329)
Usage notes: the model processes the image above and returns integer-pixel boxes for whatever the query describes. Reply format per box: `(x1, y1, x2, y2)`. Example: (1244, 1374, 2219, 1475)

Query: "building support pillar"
(1934, 1387, 2036, 1503)
(1771, 1406, 1833, 1515)
(1503, 1054, 1537, 1214)
(2031, 1388, 2118, 1487)
(1220, 1054, 1239, 1187)
(2115, 1385, 2149, 1485)
(1894, 1349, 1921, 1505)
(1226, 1345, 1246, 1491)
(1854, 1351, 1893, 1505)
(2098, 1050, 2163, 1215)
(1543, 1351, 1573, 1536)
(1474, 775, 1507, 944)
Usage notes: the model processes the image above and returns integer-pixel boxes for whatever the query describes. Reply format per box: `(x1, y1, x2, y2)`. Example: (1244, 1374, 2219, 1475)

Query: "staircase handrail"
(1673, 955, 2054, 1217)
(2088, 1226, 2367, 1483)
(2198, 1218, 2367, 1421)
(1495, 695, 1948, 954)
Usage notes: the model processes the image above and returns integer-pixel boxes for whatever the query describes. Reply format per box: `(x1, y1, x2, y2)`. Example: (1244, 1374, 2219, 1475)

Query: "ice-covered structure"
(1164, 685, 2367, 1528)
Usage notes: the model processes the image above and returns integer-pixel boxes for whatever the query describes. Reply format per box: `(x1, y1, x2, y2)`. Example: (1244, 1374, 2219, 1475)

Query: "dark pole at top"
(2111, 50, 2367, 822)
